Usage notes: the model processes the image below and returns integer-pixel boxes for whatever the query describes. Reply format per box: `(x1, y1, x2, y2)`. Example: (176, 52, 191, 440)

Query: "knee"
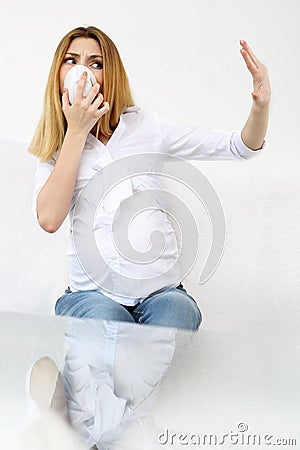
(142, 292, 202, 331)
(55, 292, 134, 323)
(173, 296, 202, 331)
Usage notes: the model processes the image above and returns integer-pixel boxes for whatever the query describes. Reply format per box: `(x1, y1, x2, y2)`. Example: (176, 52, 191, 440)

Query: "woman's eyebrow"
(89, 54, 103, 59)
(65, 52, 103, 59)
(65, 52, 79, 57)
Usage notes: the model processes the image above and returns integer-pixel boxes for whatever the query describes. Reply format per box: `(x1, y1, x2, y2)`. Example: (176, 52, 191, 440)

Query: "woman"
(29, 26, 270, 330)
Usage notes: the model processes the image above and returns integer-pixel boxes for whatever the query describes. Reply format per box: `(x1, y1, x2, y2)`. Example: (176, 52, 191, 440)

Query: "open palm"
(240, 40, 271, 108)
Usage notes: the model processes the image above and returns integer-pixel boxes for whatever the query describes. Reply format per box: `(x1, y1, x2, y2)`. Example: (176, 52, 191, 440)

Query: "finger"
(90, 92, 104, 111)
(240, 40, 259, 69)
(92, 99, 109, 117)
(61, 88, 70, 110)
(85, 82, 102, 105)
(96, 101, 110, 116)
(240, 47, 258, 75)
(74, 72, 87, 104)
(251, 92, 260, 102)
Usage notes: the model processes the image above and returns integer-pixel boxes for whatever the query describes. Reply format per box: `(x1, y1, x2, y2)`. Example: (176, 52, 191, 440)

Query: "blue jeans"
(55, 283, 202, 331)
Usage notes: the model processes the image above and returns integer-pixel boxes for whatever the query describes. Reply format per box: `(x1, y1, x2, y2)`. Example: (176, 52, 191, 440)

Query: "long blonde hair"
(28, 26, 135, 162)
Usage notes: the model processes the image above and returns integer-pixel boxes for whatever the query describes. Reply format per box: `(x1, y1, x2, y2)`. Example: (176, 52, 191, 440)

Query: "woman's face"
(59, 37, 104, 95)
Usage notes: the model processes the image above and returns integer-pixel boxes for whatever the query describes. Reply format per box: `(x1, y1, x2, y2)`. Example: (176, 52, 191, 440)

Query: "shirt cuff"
(233, 130, 267, 159)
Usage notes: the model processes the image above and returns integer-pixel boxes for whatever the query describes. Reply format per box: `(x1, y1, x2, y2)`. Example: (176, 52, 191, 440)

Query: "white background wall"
(0, 0, 300, 445)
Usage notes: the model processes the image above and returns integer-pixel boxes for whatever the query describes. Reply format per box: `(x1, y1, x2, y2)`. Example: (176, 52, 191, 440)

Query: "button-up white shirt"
(32, 106, 265, 306)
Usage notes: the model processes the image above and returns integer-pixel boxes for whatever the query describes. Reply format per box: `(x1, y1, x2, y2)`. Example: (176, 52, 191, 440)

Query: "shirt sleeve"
(159, 117, 266, 161)
(32, 157, 56, 221)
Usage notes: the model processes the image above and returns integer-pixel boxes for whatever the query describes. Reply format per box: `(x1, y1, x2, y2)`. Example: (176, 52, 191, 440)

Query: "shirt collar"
(85, 105, 141, 150)
(122, 105, 141, 114)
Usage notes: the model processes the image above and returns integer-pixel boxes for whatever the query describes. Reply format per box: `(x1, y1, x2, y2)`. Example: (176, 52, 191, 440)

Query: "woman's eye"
(64, 58, 76, 65)
(91, 61, 103, 69)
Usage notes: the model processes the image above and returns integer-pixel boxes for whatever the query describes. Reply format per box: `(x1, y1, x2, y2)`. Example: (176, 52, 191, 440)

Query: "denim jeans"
(54, 283, 202, 331)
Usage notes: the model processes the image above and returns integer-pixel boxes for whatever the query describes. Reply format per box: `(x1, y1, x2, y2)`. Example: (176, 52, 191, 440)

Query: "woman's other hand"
(240, 39, 271, 110)
(240, 40, 270, 150)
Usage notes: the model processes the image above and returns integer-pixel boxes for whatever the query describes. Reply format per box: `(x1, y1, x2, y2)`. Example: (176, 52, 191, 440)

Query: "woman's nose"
(78, 60, 89, 68)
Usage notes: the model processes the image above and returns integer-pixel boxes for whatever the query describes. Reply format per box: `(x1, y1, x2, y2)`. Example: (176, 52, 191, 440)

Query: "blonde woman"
(29, 26, 270, 330)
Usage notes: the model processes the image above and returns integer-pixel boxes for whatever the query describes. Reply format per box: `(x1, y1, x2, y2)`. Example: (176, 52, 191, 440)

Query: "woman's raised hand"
(240, 40, 271, 110)
(62, 71, 109, 136)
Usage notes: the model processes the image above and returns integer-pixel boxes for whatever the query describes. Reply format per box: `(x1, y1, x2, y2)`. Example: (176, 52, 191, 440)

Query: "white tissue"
(64, 65, 96, 105)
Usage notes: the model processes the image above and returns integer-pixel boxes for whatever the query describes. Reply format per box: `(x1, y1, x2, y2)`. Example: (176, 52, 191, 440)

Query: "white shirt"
(32, 106, 266, 306)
